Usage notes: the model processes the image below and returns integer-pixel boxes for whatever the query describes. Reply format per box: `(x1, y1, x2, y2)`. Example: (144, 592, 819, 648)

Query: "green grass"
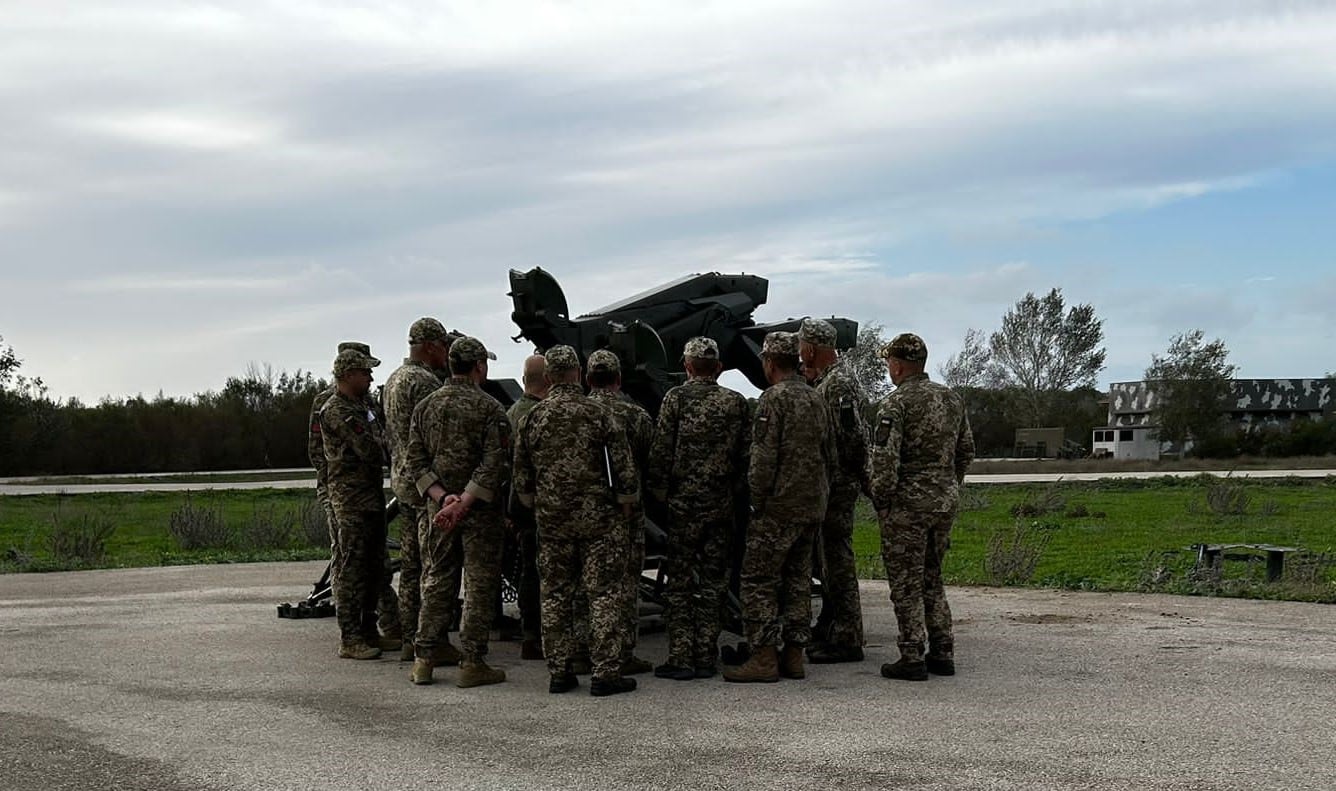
(2, 470, 315, 486)
(852, 476, 1336, 602)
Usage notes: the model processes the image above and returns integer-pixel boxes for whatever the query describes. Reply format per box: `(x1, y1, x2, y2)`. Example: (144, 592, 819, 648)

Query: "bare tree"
(989, 288, 1106, 427)
(939, 328, 1004, 388)
(1145, 330, 1236, 449)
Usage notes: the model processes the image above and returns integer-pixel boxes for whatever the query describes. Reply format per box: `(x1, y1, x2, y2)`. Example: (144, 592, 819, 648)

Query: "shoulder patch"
(874, 415, 893, 446)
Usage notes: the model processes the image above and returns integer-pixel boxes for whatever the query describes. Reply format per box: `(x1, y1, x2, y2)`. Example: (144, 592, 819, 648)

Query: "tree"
(842, 321, 891, 402)
(939, 328, 1004, 389)
(989, 288, 1106, 427)
(1145, 330, 1236, 450)
(0, 335, 20, 391)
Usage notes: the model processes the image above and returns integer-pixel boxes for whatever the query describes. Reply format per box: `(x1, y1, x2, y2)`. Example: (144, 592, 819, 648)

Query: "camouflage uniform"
(506, 392, 544, 644)
(646, 337, 750, 670)
(320, 349, 390, 647)
(869, 334, 975, 663)
(382, 318, 451, 650)
(513, 346, 640, 683)
(309, 343, 399, 637)
(742, 332, 836, 649)
(801, 319, 869, 651)
(586, 349, 655, 666)
(406, 338, 510, 663)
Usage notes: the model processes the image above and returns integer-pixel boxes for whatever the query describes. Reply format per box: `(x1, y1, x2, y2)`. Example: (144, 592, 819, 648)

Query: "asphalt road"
(2, 563, 1333, 790)
(2, 468, 1333, 495)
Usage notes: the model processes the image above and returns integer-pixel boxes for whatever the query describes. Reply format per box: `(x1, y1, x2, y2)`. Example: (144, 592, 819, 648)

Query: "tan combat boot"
(338, 639, 382, 660)
(722, 645, 779, 683)
(375, 631, 403, 651)
(411, 657, 434, 685)
(456, 658, 506, 688)
(779, 644, 806, 679)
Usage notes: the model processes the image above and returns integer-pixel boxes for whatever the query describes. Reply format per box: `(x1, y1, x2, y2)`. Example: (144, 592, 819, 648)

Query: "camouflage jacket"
(749, 373, 835, 521)
(506, 392, 543, 433)
(646, 376, 750, 515)
(588, 389, 654, 490)
(407, 378, 511, 511)
(319, 390, 388, 515)
(513, 383, 640, 539)
(382, 359, 443, 504)
(308, 385, 337, 482)
(812, 358, 870, 498)
(868, 373, 975, 514)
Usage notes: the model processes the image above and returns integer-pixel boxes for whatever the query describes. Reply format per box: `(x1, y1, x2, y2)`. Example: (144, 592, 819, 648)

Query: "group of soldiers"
(309, 315, 974, 697)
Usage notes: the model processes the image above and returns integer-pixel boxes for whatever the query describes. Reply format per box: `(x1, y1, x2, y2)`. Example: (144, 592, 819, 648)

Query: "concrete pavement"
(2, 562, 1334, 790)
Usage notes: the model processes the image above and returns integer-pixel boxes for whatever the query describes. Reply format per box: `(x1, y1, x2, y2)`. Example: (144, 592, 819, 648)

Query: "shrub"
(1204, 480, 1250, 516)
(49, 506, 116, 565)
(958, 485, 991, 512)
(1008, 483, 1066, 518)
(297, 499, 330, 549)
(238, 503, 294, 550)
(984, 520, 1053, 586)
(169, 497, 231, 550)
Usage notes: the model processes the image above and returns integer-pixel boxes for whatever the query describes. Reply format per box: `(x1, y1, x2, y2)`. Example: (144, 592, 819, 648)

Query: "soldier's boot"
(548, 672, 579, 694)
(569, 654, 593, 676)
(806, 642, 865, 664)
(880, 658, 928, 681)
(589, 675, 637, 697)
(926, 641, 955, 676)
(620, 655, 654, 676)
(779, 644, 806, 680)
(432, 640, 462, 667)
(722, 645, 779, 683)
(400, 642, 416, 662)
(457, 657, 506, 688)
(520, 639, 544, 661)
(377, 629, 404, 651)
(338, 639, 381, 660)
(653, 661, 696, 681)
(411, 658, 434, 685)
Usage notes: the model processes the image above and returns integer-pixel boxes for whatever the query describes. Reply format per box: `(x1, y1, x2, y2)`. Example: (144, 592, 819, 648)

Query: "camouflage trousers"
(537, 525, 629, 680)
(332, 509, 387, 645)
(663, 504, 733, 668)
(396, 502, 424, 644)
(739, 513, 819, 649)
(509, 507, 543, 642)
(416, 508, 498, 660)
(321, 487, 400, 637)
(620, 511, 646, 661)
(880, 508, 955, 662)
(813, 491, 865, 648)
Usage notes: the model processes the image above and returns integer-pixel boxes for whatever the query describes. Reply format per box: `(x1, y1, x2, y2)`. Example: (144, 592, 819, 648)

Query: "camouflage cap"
(545, 345, 580, 373)
(882, 332, 928, 362)
(448, 336, 496, 364)
(799, 318, 837, 348)
(587, 349, 621, 373)
(337, 341, 371, 356)
(333, 348, 381, 377)
(683, 336, 719, 360)
(408, 317, 450, 344)
(761, 331, 800, 357)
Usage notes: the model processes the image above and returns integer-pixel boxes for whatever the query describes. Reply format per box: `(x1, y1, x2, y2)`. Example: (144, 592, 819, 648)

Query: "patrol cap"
(761, 331, 800, 357)
(408, 317, 450, 344)
(587, 349, 621, 373)
(683, 336, 719, 360)
(337, 341, 371, 356)
(799, 318, 837, 348)
(449, 336, 496, 364)
(545, 345, 580, 373)
(333, 348, 381, 377)
(882, 332, 928, 362)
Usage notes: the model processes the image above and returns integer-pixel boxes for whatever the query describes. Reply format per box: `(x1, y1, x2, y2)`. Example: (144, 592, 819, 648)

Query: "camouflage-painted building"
(1092, 379, 1335, 460)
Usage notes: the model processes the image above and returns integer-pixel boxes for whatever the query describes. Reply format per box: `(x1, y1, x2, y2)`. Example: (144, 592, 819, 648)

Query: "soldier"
(724, 331, 835, 683)
(309, 343, 402, 646)
(512, 345, 641, 697)
(648, 337, 750, 681)
(382, 318, 455, 663)
(585, 349, 655, 676)
(799, 318, 870, 664)
(870, 333, 975, 681)
(506, 354, 549, 661)
(320, 347, 391, 660)
(405, 336, 510, 688)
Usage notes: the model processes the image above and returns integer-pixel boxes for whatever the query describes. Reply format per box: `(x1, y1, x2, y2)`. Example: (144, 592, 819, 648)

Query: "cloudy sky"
(2, 0, 1334, 402)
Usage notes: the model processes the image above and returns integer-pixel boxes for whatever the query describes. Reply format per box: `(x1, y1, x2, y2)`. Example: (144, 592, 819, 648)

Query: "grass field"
(3, 477, 1335, 601)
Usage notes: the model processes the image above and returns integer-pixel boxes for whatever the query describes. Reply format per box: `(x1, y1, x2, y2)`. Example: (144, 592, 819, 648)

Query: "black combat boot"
(880, 658, 928, 681)
(806, 642, 865, 664)
(589, 675, 637, 697)
(654, 662, 695, 681)
(926, 641, 955, 676)
(548, 672, 579, 694)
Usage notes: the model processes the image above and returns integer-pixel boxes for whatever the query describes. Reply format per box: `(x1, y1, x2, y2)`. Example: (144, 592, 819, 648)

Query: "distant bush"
(238, 503, 293, 550)
(49, 506, 116, 565)
(169, 497, 231, 550)
(297, 499, 330, 549)
(984, 520, 1053, 586)
(958, 485, 991, 512)
(1008, 483, 1066, 518)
